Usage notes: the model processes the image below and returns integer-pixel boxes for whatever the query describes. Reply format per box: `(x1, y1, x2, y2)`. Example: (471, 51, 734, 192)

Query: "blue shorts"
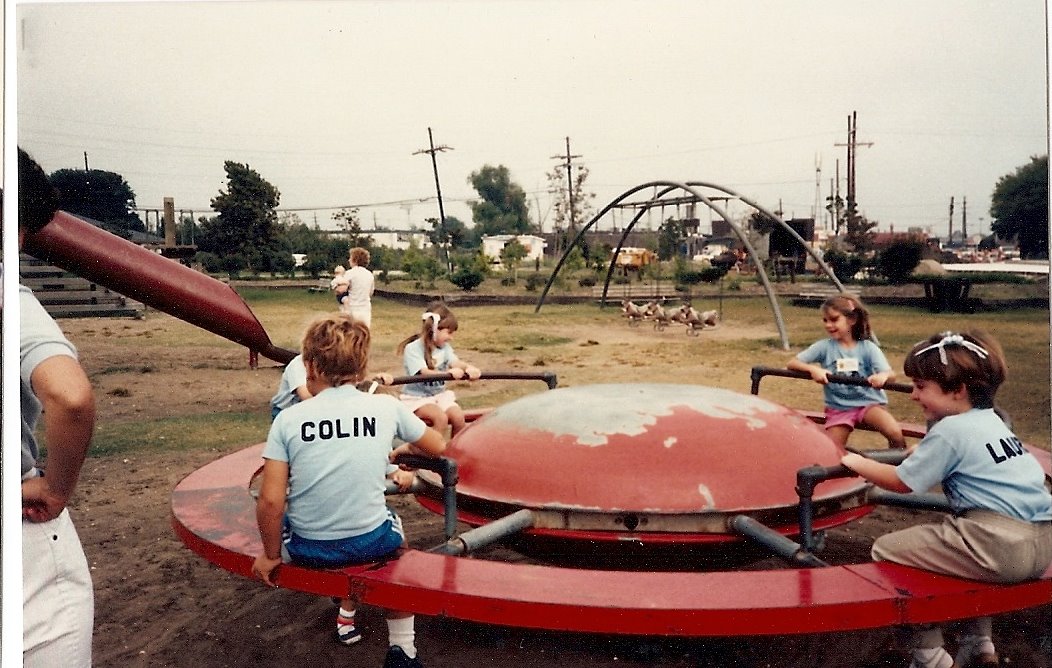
(283, 508, 405, 569)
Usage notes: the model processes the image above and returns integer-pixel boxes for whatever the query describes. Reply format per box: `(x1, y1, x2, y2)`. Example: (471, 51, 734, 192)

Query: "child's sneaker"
(336, 624, 361, 646)
(909, 646, 957, 668)
(335, 611, 361, 646)
(954, 634, 999, 667)
(383, 645, 423, 668)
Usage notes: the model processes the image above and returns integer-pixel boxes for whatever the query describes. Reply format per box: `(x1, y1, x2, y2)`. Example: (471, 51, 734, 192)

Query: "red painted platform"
(171, 441, 1052, 637)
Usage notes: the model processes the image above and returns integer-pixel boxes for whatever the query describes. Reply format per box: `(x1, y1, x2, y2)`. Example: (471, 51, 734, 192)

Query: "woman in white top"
(344, 247, 375, 327)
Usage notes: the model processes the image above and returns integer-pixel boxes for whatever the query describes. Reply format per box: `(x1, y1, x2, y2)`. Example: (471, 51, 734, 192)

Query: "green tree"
(331, 207, 375, 248)
(823, 248, 862, 284)
(199, 161, 286, 272)
(747, 210, 778, 236)
(844, 213, 878, 252)
(426, 215, 470, 270)
(990, 155, 1048, 259)
(401, 244, 444, 285)
(875, 236, 926, 284)
(450, 253, 488, 291)
(50, 168, 145, 236)
(499, 238, 528, 281)
(657, 217, 685, 260)
(546, 162, 596, 238)
(282, 214, 349, 278)
(426, 215, 470, 250)
(467, 165, 532, 240)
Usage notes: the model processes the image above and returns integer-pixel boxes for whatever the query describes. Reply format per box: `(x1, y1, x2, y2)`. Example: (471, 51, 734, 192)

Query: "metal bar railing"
(387, 370, 557, 391)
(750, 366, 913, 396)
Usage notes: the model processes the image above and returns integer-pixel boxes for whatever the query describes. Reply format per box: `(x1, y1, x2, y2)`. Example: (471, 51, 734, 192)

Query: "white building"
(367, 230, 431, 251)
(480, 234, 547, 268)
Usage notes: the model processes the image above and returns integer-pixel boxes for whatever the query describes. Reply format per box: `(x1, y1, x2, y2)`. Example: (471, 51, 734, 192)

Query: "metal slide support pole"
(728, 515, 829, 568)
(429, 509, 536, 556)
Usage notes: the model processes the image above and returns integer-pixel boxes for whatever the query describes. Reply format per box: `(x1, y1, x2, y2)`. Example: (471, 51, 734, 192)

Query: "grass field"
(205, 290, 1052, 446)
(84, 288, 1050, 456)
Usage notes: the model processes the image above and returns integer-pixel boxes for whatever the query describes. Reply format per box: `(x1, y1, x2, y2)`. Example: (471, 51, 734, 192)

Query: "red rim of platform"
(171, 442, 1052, 637)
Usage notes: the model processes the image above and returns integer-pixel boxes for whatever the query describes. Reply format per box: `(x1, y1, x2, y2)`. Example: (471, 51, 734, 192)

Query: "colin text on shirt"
(301, 417, 377, 441)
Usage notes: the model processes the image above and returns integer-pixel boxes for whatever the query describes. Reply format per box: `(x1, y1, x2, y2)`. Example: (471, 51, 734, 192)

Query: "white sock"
(387, 616, 416, 658)
(337, 607, 356, 628)
(912, 647, 953, 668)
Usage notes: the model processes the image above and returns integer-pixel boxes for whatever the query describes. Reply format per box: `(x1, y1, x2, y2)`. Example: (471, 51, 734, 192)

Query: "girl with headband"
(842, 330, 1052, 668)
(788, 294, 907, 450)
(396, 301, 480, 437)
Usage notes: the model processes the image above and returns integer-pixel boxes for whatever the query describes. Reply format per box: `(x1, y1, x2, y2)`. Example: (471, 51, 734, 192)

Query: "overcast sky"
(13, 0, 1049, 237)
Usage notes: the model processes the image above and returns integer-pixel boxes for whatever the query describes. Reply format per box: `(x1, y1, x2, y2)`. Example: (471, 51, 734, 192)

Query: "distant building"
(481, 234, 547, 268)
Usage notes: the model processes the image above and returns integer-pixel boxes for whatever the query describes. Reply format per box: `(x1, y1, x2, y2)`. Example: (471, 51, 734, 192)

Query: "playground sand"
(55, 310, 1051, 668)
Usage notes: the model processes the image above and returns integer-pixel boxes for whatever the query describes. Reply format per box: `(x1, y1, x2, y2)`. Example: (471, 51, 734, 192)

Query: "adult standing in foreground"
(344, 246, 375, 327)
(18, 147, 96, 666)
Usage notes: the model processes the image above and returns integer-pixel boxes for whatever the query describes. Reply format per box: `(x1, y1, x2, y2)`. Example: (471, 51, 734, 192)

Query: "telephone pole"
(414, 128, 454, 270)
(948, 196, 955, 244)
(550, 137, 582, 242)
(961, 196, 967, 241)
(413, 127, 453, 229)
(410, 127, 452, 269)
(834, 111, 873, 229)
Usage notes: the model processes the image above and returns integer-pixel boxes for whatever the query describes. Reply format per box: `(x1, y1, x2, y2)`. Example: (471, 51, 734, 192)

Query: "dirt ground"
(54, 306, 1052, 668)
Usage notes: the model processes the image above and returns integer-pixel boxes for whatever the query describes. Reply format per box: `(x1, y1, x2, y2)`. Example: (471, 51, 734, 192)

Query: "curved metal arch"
(687, 181, 845, 292)
(535, 182, 660, 312)
(535, 180, 792, 350)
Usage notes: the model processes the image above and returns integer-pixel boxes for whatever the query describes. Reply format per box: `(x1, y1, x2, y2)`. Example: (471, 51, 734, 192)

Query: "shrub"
(578, 276, 597, 287)
(525, 274, 550, 292)
(823, 249, 862, 283)
(450, 265, 486, 291)
(677, 267, 726, 285)
(875, 237, 926, 284)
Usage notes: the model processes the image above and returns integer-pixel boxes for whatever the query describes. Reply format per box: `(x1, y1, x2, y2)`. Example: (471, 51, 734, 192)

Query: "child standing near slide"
(841, 330, 1052, 668)
(397, 302, 480, 437)
(788, 294, 906, 449)
(252, 314, 445, 668)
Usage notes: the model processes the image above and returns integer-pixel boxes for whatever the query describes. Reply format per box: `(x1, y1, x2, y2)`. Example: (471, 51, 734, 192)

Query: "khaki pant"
(873, 510, 1052, 649)
(873, 509, 1052, 583)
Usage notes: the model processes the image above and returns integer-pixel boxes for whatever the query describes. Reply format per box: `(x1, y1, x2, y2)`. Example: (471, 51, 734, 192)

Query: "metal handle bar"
(392, 454, 459, 541)
(387, 370, 558, 390)
(750, 366, 913, 396)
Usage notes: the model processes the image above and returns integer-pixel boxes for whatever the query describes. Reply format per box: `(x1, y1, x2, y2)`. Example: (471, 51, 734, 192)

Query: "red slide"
(22, 211, 296, 365)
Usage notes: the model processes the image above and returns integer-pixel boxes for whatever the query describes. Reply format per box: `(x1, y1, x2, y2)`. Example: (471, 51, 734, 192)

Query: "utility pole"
(834, 111, 873, 229)
(83, 151, 89, 171)
(813, 154, 823, 228)
(413, 127, 453, 229)
(961, 196, 967, 242)
(413, 128, 454, 269)
(550, 137, 582, 250)
(948, 196, 955, 244)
